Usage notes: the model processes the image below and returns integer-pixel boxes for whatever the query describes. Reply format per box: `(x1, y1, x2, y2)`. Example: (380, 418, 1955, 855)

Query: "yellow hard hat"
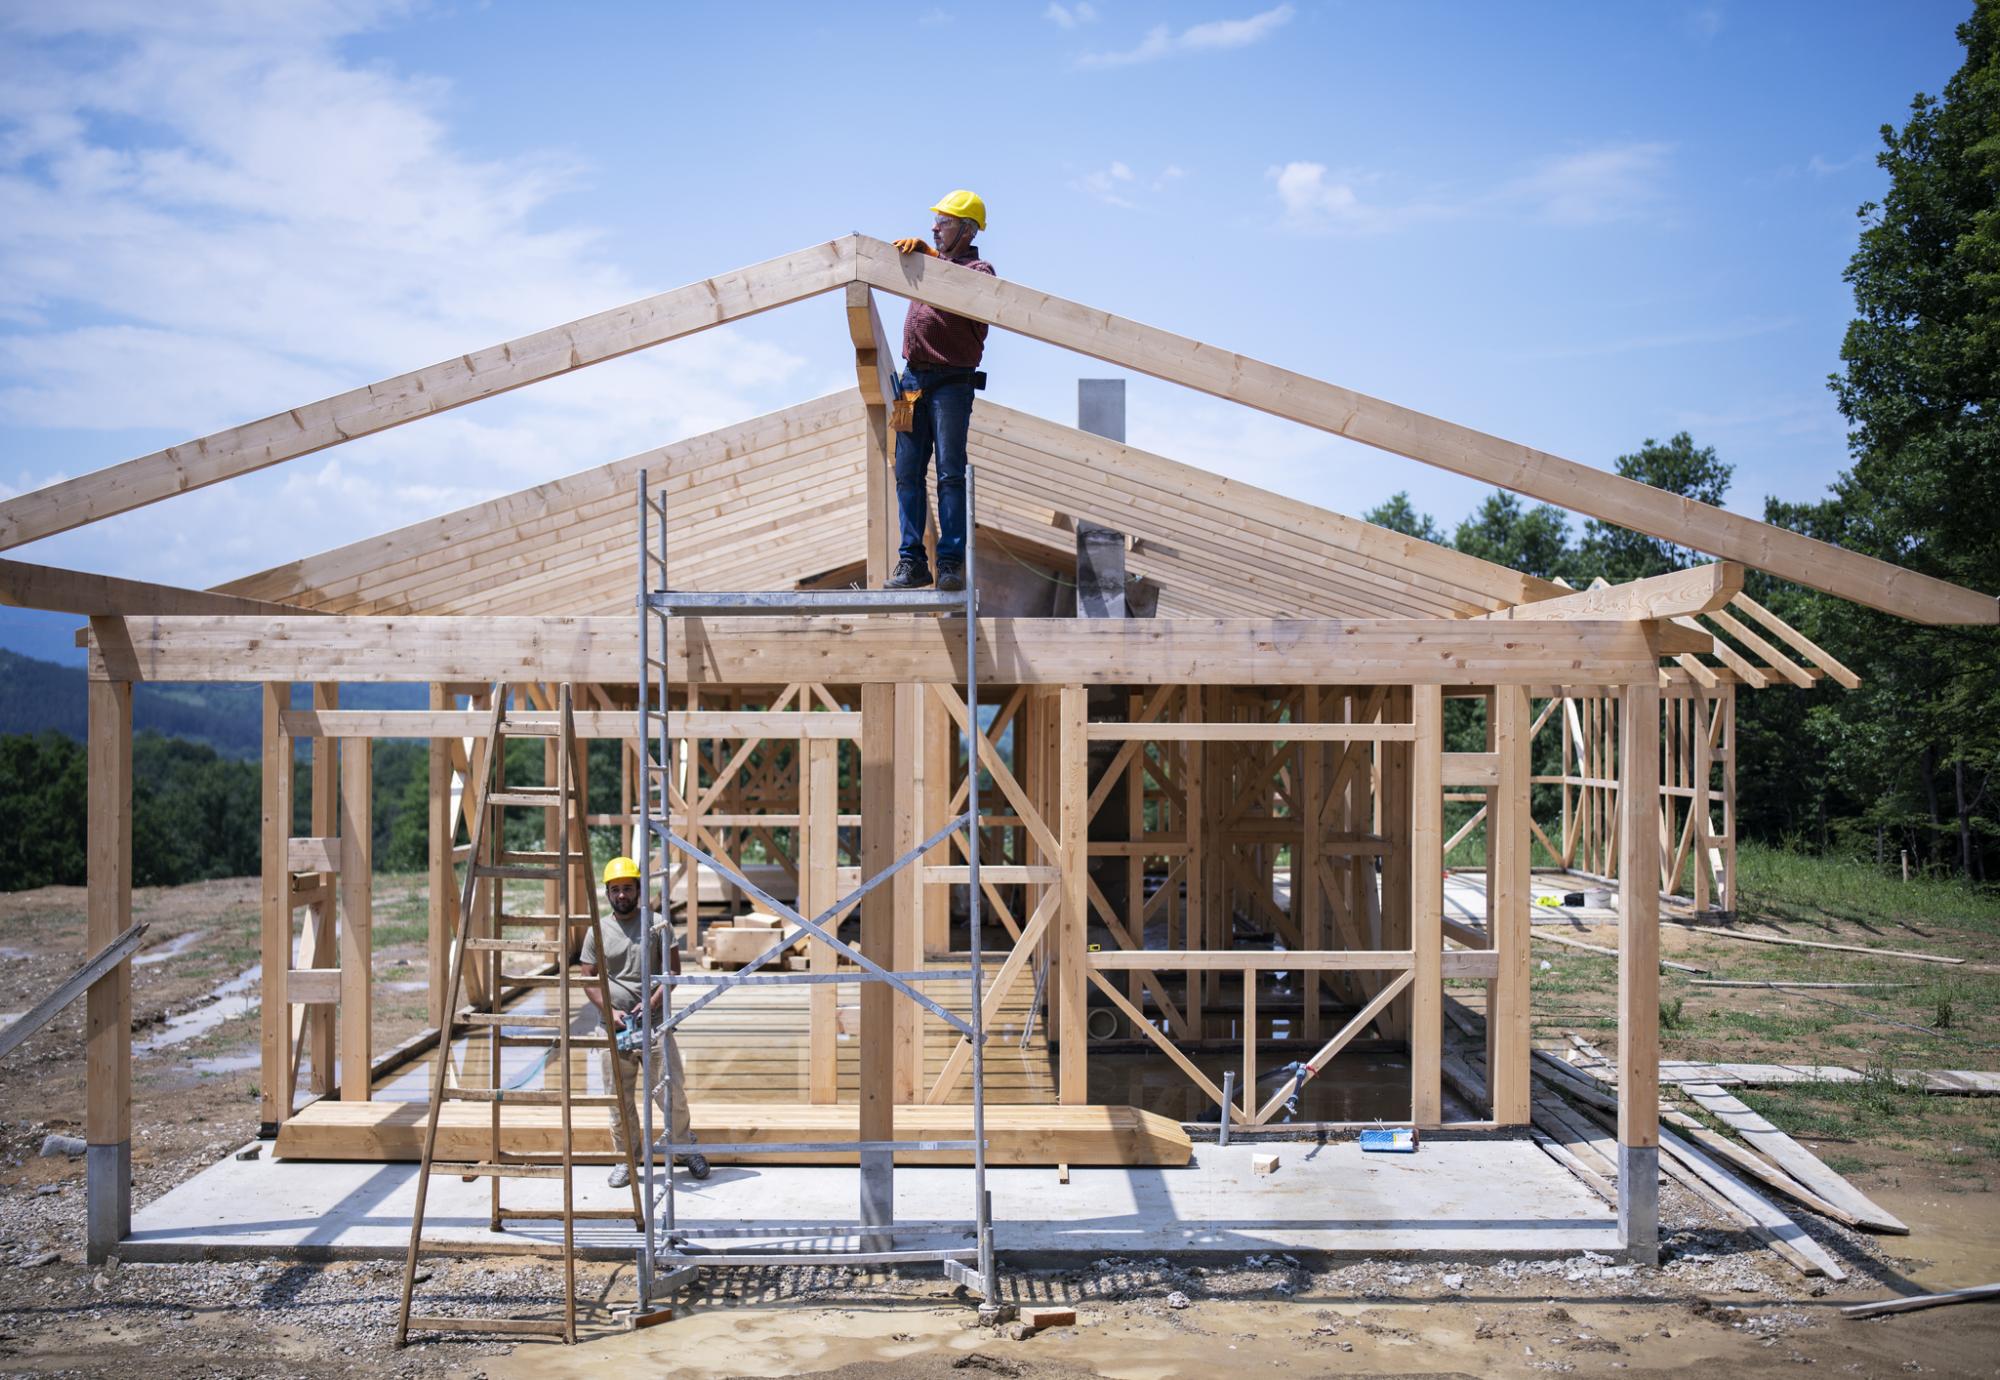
(931, 189, 987, 232)
(602, 856, 641, 886)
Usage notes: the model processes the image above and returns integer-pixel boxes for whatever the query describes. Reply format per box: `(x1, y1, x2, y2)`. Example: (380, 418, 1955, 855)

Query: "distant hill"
(0, 649, 427, 758)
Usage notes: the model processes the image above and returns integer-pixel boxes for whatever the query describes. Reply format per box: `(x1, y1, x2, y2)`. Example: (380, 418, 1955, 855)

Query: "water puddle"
(137, 967, 260, 1054)
(133, 928, 208, 966)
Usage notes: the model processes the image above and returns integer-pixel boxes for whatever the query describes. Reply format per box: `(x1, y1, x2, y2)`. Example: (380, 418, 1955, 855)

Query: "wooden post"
(339, 736, 373, 1100)
(1720, 682, 1738, 914)
(922, 686, 951, 957)
(1378, 686, 1412, 1043)
(892, 683, 922, 1103)
(859, 682, 896, 1228)
(1619, 679, 1662, 1263)
(1692, 687, 1712, 913)
(804, 735, 839, 1103)
(305, 685, 339, 1094)
(1183, 687, 1205, 1038)
(259, 684, 291, 1133)
(426, 683, 453, 1031)
(1410, 684, 1443, 1127)
(85, 673, 132, 1264)
(1299, 687, 1323, 1043)
(1057, 685, 1089, 1104)
(1488, 685, 1531, 1124)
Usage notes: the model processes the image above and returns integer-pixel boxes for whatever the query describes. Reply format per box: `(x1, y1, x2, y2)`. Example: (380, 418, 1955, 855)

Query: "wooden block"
(1252, 1152, 1280, 1176)
(1057, 1163, 1070, 1184)
(703, 927, 794, 968)
(1021, 1306, 1076, 1329)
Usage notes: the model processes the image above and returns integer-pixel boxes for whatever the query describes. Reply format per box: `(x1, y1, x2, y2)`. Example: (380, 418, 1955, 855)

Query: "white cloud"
(1807, 149, 1870, 177)
(1268, 142, 1673, 235)
(1072, 159, 1190, 209)
(1506, 142, 1672, 226)
(1687, 5, 1724, 41)
(0, 3, 810, 587)
(1513, 316, 1797, 361)
(1044, 2, 1097, 28)
(1078, 4, 1293, 68)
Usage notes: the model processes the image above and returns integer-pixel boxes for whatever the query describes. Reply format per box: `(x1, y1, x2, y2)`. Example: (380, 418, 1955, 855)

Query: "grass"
(1530, 842, 2000, 1173)
(1735, 840, 2000, 940)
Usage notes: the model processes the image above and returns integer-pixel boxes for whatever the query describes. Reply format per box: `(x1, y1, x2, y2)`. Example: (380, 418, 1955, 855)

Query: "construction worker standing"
(886, 189, 995, 592)
(580, 856, 707, 1185)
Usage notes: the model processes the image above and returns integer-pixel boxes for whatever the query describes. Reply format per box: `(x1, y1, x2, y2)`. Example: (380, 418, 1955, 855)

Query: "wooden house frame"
(2, 236, 1991, 1270)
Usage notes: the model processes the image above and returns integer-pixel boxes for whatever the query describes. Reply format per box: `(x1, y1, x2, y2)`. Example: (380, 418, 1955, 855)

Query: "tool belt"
(890, 366, 986, 433)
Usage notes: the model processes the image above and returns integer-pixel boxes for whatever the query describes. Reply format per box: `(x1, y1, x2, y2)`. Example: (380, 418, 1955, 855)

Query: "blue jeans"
(892, 366, 974, 567)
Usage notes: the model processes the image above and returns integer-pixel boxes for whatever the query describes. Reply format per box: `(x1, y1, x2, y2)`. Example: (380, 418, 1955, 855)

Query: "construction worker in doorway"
(886, 189, 995, 592)
(580, 856, 708, 1185)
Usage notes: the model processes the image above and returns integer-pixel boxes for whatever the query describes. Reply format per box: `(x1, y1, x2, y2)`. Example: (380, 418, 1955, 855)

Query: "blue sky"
(0, 0, 1975, 662)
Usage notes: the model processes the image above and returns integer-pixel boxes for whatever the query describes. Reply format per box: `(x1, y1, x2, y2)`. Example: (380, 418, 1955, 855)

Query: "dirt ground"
(2, 876, 1999, 1377)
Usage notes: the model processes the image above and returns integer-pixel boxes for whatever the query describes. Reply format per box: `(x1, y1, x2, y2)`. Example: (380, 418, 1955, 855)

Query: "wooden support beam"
(85, 677, 132, 1265)
(1729, 593, 1860, 689)
(858, 683, 895, 1225)
(0, 558, 312, 618)
(89, 615, 1679, 686)
(1488, 685, 1531, 1125)
(1477, 564, 1743, 622)
(301, 685, 339, 1096)
(1619, 678, 1662, 1263)
(259, 685, 291, 1131)
(892, 683, 921, 1103)
(804, 736, 840, 1104)
(1, 240, 856, 549)
(1086, 721, 1416, 742)
(426, 684, 453, 1031)
(856, 235, 1996, 626)
(1410, 685, 1443, 1128)
(0, 922, 147, 1062)
(338, 736, 372, 1101)
(846, 282, 897, 586)
(1058, 686, 1089, 1105)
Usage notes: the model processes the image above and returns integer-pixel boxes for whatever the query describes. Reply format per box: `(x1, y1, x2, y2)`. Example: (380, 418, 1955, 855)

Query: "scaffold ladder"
(396, 684, 644, 1346)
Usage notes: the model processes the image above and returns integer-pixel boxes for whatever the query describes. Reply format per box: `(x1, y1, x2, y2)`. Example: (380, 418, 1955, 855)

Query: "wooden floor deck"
(267, 957, 1184, 1164)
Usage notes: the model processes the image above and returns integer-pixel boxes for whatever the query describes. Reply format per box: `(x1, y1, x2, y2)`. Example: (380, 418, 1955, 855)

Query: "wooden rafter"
(0, 241, 857, 550)
(855, 235, 1997, 626)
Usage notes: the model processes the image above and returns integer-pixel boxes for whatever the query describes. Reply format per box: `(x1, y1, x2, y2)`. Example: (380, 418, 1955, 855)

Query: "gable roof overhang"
(2, 234, 1991, 627)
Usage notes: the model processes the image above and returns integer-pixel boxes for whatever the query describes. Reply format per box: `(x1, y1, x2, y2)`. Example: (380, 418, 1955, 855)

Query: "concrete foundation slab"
(123, 1136, 1620, 1264)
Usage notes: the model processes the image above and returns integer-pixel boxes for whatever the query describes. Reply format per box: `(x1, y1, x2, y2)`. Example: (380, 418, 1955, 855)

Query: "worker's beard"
(608, 894, 639, 919)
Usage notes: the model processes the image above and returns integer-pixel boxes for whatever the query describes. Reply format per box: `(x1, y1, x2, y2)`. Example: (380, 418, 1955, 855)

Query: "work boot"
(608, 1162, 631, 1189)
(679, 1152, 711, 1180)
(885, 557, 932, 589)
(936, 561, 966, 593)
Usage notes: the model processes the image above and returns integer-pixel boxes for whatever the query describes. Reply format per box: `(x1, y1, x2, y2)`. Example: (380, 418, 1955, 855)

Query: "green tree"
(1451, 492, 1576, 581)
(1756, 2, 2000, 877)
(1574, 433, 1733, 583)
(1362, 492, 1444, 543)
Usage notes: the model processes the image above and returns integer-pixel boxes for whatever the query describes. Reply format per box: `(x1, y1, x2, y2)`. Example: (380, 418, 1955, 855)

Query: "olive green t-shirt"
(580, 912, 670, 1013)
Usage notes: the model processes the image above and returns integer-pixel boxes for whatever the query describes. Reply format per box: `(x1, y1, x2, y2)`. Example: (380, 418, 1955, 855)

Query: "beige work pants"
(598, 1024, 691, 1153)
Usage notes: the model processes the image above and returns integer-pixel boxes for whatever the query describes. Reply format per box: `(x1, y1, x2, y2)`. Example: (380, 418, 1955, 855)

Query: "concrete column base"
(1618, 1143, 1659, 1265)
(859, 1147, 893, 1246)
(87, 1139, 130, 1265)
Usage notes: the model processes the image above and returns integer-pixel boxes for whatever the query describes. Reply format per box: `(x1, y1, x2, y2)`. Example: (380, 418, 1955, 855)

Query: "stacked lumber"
(1446, 999, 1907, 1282)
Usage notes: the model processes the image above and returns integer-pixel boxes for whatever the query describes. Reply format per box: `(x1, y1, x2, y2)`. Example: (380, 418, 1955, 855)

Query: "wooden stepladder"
(397, 684, 643, 1346)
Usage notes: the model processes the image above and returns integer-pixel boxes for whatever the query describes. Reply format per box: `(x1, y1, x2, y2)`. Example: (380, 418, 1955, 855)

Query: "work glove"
(892, 238, 938, 256)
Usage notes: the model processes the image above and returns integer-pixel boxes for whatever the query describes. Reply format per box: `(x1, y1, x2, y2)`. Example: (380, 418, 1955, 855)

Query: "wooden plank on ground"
(1682, 1082, 1908, 1234)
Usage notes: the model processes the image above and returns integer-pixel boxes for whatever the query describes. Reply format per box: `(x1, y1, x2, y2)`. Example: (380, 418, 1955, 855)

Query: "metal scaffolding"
(632, 467, 997, 1309)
